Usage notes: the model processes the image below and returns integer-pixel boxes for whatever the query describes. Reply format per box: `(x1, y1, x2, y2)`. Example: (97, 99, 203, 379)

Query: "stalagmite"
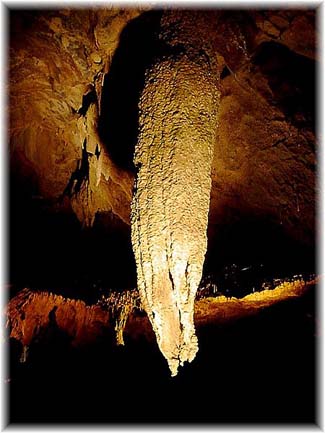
(131, 12, 221, 376)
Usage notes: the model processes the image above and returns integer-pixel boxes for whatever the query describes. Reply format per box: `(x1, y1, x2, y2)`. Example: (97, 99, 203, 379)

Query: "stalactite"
(131, 12, 221, 376)
(99, 289, 141, 346)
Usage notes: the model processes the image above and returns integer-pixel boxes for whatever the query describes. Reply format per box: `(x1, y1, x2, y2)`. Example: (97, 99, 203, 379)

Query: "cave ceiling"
(9, 7, 317, 274)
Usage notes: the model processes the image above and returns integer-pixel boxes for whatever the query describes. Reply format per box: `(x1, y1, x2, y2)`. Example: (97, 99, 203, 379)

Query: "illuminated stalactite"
(131, 13, 221, 376)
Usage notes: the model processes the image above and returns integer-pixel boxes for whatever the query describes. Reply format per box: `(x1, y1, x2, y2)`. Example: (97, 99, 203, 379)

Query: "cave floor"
(6, 282, 317, 426)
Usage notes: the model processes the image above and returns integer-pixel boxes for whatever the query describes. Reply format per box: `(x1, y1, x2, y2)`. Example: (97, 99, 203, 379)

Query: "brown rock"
(131, 11, 221, 375)
(8, 8, 316, 376)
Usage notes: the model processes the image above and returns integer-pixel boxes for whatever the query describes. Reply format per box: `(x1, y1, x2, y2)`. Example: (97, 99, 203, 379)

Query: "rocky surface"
(131, 11, 221, 375)
(8, 8, 317, 375)
(5, 287, 147, 356)
(10, 8, 142, 226)
(210, 46, 315, 255)
(4, 278, 316, 366)
(9, 8, 317, 236)
(6, 280, 316, 424)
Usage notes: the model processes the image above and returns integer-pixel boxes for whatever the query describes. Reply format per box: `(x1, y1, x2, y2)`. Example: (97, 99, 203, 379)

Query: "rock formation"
(131, 11, 221, 375)
(5, 277, 315, 367)
(5, 288, 143, 359)
(8, 8, 317, 376)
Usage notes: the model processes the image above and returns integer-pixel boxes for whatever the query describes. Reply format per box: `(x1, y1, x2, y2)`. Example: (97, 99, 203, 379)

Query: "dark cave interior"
(9, 288, 316, 424)
(6, 6, 319, 426)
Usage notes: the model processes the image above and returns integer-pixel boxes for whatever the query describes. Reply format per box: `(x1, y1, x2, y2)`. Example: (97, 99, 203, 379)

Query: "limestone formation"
(6, 288, 142, 352)
(9, 8, 315, 243)
(6, 280, 315, 365)
(131, 12, 221, 375)
(8, 9, 316, 376)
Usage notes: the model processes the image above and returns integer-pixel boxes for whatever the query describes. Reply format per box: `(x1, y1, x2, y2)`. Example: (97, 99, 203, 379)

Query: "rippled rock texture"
(131, 11, 221, 375)
(9, 8, 317, 375)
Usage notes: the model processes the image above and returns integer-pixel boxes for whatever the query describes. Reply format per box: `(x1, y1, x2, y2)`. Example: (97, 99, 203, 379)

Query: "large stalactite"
(131, 12, 221, 375)
(8, 8, 316, 377)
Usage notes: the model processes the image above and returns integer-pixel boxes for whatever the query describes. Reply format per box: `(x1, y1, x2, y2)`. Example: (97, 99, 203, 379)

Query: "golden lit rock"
(6, 8, 317, 424)
(8, 8, 316, 380)
(90, 52, 102, 64)
(131, 12, 221, 376)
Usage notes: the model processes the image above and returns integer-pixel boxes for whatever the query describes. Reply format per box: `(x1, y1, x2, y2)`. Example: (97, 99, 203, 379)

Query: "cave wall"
(9, 8, 142, 225)
(9, 8, 145, 289)
(209, 38, 316, 270)
(8, 8, 317, 283)
(7, 6, 318, 378)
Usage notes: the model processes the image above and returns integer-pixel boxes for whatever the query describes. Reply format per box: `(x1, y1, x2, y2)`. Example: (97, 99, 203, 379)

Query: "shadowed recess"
(98, 10, 163, 172)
